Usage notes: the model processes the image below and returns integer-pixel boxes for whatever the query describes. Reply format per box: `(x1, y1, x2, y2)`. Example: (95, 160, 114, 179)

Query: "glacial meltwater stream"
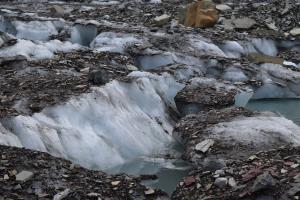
(247, 99, 300, 126)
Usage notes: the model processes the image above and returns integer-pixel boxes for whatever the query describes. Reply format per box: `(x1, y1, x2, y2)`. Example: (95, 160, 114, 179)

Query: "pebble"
(214, 177, 228, 188)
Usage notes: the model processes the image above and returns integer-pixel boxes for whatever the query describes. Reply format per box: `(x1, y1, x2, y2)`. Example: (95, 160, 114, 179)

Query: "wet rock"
(154, 14, 170, 27)
(183, 0, 219, 28)
(195, 139, 214, 153)
(252, 172, 277, 192)
(232, 17, 256, 30)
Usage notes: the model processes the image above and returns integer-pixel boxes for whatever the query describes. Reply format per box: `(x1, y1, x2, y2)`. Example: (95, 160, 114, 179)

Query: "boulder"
(154, 14, 171, 27)
(50, 5, 65, 17)
(183, 0, 219, 28)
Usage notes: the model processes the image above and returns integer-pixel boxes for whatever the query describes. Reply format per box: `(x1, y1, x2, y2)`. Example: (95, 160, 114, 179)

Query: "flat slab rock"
(0, 145, 166, 200)
(172, 146, 300, 200)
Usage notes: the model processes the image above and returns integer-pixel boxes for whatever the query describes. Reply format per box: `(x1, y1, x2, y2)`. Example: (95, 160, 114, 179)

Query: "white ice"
(12, 20, 63, 41)
(0, 39, 81, 59)
(0, 72, 184, 169)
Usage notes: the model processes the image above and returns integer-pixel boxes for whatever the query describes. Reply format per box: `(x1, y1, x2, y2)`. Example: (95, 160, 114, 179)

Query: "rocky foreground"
(0, 145, 167, 200)
(1, 0, 300, 199)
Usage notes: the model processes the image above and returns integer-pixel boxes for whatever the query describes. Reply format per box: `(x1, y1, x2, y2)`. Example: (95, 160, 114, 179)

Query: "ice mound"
(209, 113, 300, 147)
(91, 32, 143, 53)
(0, 72, 184, 169)
(12, 20, 64, 41)
(0, 39, 81, 59)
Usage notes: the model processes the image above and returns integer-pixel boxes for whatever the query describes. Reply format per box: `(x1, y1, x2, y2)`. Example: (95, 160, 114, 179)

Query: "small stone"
(290, 28, 300, 36)
(111, 181, 121, 186)
(281, 169, 288, 174)
(195, 139, 214, 153)
(232, 17, 256, 30)
(154, 14, 171, 27)
(214, 177, 228, 188)
(266, 22, 278, 31)
(126, 65, 138, 71)
(248, 155, 258, 161)
(3, 174, 9, 180)
(291, 164, 300, 169)
(228, 177, 237, 187)
(184, 176, 196, 186)
(87, 193, 101, 197)
(9, 169, 17, 176)
(15, 171, 34, 182)
(144, 187, 155, 195)
(53, 189, 71, 200)
(216, 4, 232, 11)
(215, 169, 225, 175)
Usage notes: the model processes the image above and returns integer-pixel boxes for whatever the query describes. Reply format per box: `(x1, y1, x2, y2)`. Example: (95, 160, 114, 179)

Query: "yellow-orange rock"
(183, 0, 219, 28)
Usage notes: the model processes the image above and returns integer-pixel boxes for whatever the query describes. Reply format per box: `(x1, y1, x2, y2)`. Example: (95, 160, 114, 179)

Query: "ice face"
(219, 41, 245, 58)
(251, 38, 278, 56)
(222, 67, 248, 82)
(0, 72, 184, 169)
(0, 16, 17, 35)
(71, 24, 98, 46)
(136, 53, 174, 69)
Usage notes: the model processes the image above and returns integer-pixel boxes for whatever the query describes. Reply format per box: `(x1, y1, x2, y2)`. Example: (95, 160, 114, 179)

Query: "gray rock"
(287, 183, 300, 197)
(228, 177, 237, 187)
(15, 171, 34, 182)
(154, 14, 171, 27)
(50, 5, 65, 17)
(195, 139, 214, 153)
(214, 177, 228, 188)
(252, 172, 277, 192)
(290, 28, 300, 36)
(53, 189, 71, 200)
(232, 18, 256, 30)
(88, 69, 111, 85)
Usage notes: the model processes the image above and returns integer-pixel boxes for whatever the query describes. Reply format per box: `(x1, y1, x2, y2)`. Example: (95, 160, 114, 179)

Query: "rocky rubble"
(0, 0, 300, 199)
(172, 146, 300, 200)
(0, 145, 166, 200)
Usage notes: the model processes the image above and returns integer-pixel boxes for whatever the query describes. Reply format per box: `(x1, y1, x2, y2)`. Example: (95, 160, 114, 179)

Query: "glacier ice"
(12, 20, 62, 41)
(251, 38, 278, 56)
(0, 39, 81, 59)
(219, 41, 245, 58)
(0, 72, 184, 169)
(71, 24, 98, 46)
(222, 67, 248, 82)
(91, 32, 143, 53)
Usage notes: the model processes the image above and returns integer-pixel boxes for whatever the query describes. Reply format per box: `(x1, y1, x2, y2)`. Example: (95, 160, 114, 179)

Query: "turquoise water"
(246, 99, 300, 126)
